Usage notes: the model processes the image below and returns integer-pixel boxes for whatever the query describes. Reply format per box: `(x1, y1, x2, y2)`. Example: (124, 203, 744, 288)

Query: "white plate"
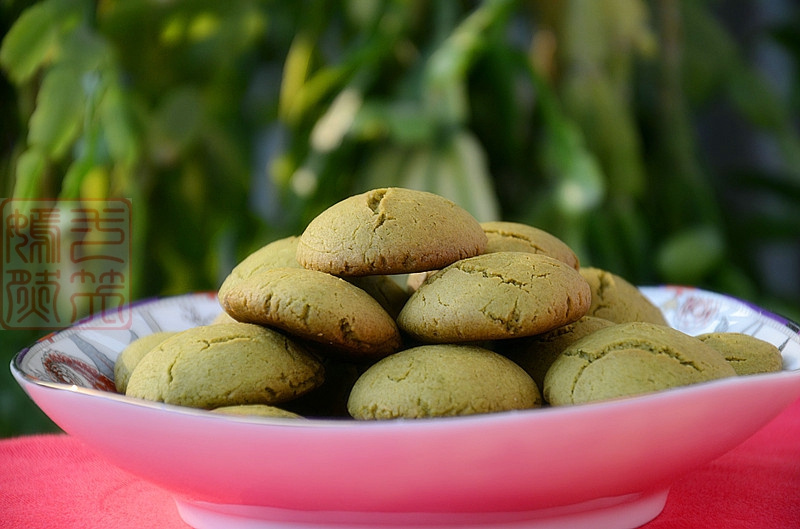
(11, 287, 800, 529)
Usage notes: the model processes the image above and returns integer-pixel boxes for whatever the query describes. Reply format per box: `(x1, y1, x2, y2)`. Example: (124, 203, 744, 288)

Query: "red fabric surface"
(2, 398, 799, 529)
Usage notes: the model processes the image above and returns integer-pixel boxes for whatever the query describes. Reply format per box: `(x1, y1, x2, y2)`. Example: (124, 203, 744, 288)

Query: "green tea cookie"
(296, 187, 487, 276)
(211, 404, 304, 419)
(579, 267, 667, 325)
(482, 221, 579, 270)
(219, 267, 402, 359)
(114, 331, 176, 393)
(126, 322, 324, 409)
(499, 316, 616, 390)
(221, 235, 409, 319)
(225, 236, 302, 285)
(405, 222, 579, 292)
(397, 252, 591, 343)
(543, 321, 736, 406)
(697, 332, 783, 375)
(347, 344, 541, 419)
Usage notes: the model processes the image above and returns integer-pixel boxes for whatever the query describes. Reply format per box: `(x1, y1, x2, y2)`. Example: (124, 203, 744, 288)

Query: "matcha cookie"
(347, 344, 541, 419)
(482, 221, 579, 270)
(543, 322, 736, 406)
(220, 235, 409, 319)
(296, 187, 487, 276)
(219, 267, 402, 359)
(499, 316, 616, 390)
(126, 322, 324, 409)
(114, 331, 176, 393)
(579, 267, 667, 325)
(210, 404, 304, 419)
(397, 252, 591, 343)
(697, 332, 783, 375)
(225, 236, 302, 285)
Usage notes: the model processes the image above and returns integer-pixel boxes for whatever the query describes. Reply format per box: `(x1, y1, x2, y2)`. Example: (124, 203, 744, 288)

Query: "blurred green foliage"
(1, 0, 799, 436)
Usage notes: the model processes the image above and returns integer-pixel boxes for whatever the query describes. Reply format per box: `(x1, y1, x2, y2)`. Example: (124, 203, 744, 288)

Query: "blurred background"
(1, 0, 798, 437)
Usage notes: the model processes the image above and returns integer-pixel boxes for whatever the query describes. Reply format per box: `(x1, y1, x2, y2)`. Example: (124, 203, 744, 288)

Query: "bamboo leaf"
(100, 83, 140, 167)
(12, 148, 48, 199)
(0, 1, 59, 83)
(278, 32, 315, 123)
(448, 131, 500, 222)
(28, 65, 85, 159)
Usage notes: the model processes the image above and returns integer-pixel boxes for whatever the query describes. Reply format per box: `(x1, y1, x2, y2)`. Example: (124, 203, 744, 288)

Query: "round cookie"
(114, 331, 176, 393)
(405, 222, 579, 292)
(225, 236, 302, 285)
(396, 252, 591, 343)
(296, 187, 487, 276)
(210, 404, 304, 419)
(482, 221, 579, 270)
(499, 316, 616, 390)
(347, 344, 541, 419)
(220, 236, 409, 319)
(126, 322, 324, 409)
(218, 267, 402, 359)
(579, 267, 667, 325)
(697, 332, 783, 375)
(543, 321, 736, 406)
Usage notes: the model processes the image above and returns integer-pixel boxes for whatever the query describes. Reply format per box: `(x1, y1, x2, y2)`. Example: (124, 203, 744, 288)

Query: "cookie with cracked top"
(482, 221, 580, 269)
(697, 332, 783, 375)
(579, 267, 667, 325)
(543, 321, 736, 406)
(219, 235, 409, 319)
(406, 221, 579, 293)
(497, 316, 616, 390)
(125, 322, 324, 409)
(296, 187, 487, 276)
(114, 331, 177, 393)
(396, 252, 591, 343)
(219, 267, 402, 359)
(347, 344, 541, 419)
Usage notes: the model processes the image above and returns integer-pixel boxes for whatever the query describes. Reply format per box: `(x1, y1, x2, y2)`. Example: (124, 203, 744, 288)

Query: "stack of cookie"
(116, 187, 782, 420)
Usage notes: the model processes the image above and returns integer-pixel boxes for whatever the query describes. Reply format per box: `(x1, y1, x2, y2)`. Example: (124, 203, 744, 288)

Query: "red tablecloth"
(2, 398, 800, 529)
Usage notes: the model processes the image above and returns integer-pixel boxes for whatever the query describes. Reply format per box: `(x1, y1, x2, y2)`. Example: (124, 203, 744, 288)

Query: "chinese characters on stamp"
(1, 199, 132, 329)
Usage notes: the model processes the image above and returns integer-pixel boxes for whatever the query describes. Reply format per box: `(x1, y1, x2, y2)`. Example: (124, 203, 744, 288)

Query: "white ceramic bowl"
(11, 287, 800, 529)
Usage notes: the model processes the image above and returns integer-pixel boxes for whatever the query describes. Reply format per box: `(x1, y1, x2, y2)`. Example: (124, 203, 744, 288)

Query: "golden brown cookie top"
(347, 344, 541, 419)
(482, 221, 579, 269)
(296, 187, 487, 276)
(218, 267, 402, 359)
(397, 252, 591, 343)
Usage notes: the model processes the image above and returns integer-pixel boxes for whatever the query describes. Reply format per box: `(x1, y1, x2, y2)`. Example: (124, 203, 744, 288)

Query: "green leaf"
(0, 2, 59, 83)
(447, 131, 500, 222)
(28, 65, 85, 159)
(100, 83, 140, 167)
(656, 225, 725, 285)
(12, 148, 48, 199)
